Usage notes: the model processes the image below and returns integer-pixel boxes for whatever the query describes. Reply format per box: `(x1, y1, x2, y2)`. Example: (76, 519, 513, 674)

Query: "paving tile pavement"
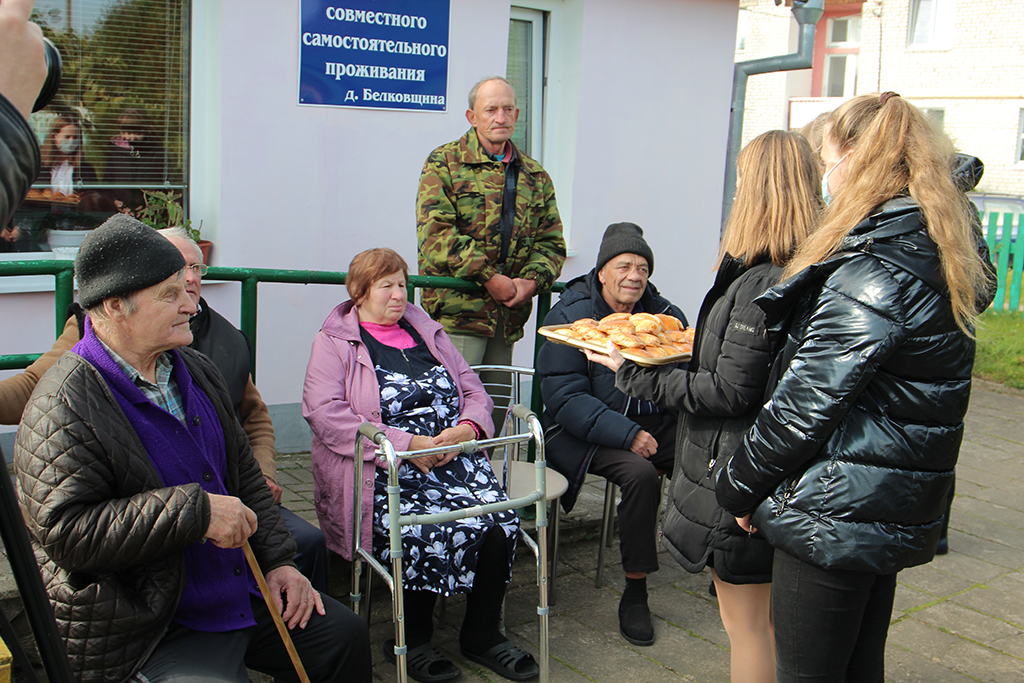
(2, 380, 1023, 682)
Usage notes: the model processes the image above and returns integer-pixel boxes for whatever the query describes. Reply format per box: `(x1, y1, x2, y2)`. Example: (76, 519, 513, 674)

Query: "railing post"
(240, 275, 259, 380)
(54, 263, 75, 336)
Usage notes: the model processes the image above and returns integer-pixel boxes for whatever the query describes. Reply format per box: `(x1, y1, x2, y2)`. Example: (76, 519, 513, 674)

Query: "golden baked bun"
(607, 329, 645, 348)
(600, 312, 631, 325)
(636, 332, 662, 346)
(630, 313, 663, 334)
(655, 314, 684, 332)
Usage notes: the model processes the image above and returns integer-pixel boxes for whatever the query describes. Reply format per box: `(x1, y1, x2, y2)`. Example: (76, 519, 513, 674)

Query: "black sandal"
(383, 639, 461, 683)
(461, 640, 539, 681)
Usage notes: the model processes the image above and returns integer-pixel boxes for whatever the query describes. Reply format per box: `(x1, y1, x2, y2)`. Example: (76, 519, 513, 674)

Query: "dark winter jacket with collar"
(537, 269, 686, 511)
(14, 346, 295, 683)
(716, 198, 989, 574)
(0, 92, 40, 228)
(615, 254, 778, 583)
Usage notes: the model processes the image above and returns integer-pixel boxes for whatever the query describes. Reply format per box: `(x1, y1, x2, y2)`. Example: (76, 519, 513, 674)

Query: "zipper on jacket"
(706, 457, 716, 481)
(776, 477, 798, 516)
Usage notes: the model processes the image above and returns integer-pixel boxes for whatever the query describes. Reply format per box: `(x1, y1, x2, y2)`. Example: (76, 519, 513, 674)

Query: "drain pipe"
(722, 0, 824, 227)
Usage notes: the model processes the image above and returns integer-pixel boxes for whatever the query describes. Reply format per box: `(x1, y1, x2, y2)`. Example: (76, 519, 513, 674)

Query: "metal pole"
(722, 0, 824, 228)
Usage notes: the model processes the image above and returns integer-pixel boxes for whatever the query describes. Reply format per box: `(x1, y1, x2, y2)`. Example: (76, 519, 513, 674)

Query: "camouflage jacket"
(417, 128, 566, 343)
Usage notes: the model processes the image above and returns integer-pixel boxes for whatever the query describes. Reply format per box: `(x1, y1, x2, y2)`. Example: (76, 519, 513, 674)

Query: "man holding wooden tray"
(537, 222, 687, 647)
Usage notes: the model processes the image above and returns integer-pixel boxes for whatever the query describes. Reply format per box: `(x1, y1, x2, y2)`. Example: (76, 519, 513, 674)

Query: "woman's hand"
(406, 434, 439, 473)
(432, 423, 476, 467)
(735, 514, 757, 534)
(583, 341, 625, 372)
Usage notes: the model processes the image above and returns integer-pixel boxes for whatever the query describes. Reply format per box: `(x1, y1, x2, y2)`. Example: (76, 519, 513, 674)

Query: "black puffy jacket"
(717, 199, 979, 574)
(15, 348, 296, 683)
(537, 269, 686, 511)
(616, 254, 777, 583)
(0, 92, 40, 228)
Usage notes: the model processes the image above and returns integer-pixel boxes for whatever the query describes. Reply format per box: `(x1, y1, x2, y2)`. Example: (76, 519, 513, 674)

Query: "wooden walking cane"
(242, 540, 312, 683)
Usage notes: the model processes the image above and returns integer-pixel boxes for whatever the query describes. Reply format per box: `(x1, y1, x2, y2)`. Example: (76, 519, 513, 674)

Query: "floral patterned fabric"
(361, 324, 518, 595)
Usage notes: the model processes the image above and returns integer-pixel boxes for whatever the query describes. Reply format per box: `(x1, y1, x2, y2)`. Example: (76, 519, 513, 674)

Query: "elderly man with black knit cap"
(13, 215, 370, 683)
(537, 222, 687, 646)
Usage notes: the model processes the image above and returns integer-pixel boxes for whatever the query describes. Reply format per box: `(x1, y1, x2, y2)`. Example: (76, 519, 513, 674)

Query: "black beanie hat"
(75, 214, 186, 309)
(595, 222, 654, 275)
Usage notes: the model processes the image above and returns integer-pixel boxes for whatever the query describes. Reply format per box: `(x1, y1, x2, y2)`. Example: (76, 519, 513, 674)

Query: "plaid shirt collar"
(97, 338, 186, 424)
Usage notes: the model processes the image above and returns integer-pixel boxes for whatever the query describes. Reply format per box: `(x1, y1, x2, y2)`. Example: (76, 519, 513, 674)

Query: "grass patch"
(975, 311, 1024, 389)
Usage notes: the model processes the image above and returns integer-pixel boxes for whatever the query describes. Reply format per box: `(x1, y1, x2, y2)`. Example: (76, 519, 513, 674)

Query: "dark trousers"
(588, 418, 675, 574)
(134, 594, 371, 683)
(279, 505, 330, 594)
(772, 548, 898, 683)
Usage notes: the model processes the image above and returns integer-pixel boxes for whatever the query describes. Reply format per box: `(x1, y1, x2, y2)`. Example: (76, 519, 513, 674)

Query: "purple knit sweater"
(73, 319, 257, 632)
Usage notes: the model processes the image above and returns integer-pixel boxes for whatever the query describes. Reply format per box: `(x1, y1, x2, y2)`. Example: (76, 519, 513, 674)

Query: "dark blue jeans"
(772, 548, 898, 683)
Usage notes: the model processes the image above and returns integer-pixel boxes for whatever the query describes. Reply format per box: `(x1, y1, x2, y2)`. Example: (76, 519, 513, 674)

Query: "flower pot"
(47, 229, 91, 260)
(198, 240, 213, 264)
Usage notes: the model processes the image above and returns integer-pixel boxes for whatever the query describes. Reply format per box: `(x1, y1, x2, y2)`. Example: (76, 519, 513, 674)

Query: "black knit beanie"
(595, 222, 654, 275)
(75, 214, 186, 309)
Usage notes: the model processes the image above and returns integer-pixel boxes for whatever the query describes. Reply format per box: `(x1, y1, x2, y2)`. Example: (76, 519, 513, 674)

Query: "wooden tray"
(539, 324, 691, 367)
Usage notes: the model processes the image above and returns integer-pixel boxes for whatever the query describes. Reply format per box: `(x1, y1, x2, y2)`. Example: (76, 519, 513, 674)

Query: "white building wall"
(1, 0, 739, 449)
(741, 0, 1024, 196)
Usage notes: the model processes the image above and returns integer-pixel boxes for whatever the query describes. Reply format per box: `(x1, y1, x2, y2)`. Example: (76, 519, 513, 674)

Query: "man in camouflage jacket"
(417, 76, 566, 365)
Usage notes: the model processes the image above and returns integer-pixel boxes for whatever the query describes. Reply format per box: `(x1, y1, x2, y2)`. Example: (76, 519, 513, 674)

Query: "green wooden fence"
(982, 211, 1024, 312)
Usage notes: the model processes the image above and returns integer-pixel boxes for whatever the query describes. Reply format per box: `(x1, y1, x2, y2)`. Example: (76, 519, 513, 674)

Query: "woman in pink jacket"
(303, 248, 539, 683)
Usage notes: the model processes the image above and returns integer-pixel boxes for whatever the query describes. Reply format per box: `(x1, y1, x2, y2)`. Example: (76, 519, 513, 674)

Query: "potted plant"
(137, 190, 212, 263)
(42, 211, 103, 259)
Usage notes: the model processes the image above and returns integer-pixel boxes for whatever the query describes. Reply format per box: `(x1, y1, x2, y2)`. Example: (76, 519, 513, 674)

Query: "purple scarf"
(73, 318, 256, 632)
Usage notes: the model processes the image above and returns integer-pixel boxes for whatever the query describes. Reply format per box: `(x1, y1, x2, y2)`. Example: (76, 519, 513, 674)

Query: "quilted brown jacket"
(14, 347, 296, 683)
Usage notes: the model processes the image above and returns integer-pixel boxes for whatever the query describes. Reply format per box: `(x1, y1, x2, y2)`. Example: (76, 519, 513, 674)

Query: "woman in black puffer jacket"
(717, 94, 994, 683)
(588, 131, 821, 683)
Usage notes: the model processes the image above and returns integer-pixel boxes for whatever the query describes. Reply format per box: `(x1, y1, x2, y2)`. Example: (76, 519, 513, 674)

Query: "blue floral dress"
(362, 322, 519, 596)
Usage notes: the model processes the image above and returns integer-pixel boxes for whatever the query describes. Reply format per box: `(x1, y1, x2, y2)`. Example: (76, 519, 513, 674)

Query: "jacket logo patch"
(730, 321, 757, 335)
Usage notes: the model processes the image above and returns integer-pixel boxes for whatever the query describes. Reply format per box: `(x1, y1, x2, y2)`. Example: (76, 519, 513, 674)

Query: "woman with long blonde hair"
(718, 93, 993, 682)
(588, 129, 821, 683)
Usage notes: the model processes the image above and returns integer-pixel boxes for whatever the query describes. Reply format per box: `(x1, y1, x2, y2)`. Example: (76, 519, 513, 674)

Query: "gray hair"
(157, 226, 203, 262)
(467, 76, 516, 110)
(87, 293, 138, 335)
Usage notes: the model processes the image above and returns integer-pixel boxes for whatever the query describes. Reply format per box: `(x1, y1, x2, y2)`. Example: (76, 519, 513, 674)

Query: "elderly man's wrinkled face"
(166, 236, 203, 307)
(466, 79, 519, 155)
(118, 271, 196, 353)
(598, 253, 649, 314)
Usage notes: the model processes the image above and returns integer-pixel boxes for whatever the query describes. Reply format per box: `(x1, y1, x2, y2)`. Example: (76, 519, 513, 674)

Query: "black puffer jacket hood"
(717, 200, 980, 574)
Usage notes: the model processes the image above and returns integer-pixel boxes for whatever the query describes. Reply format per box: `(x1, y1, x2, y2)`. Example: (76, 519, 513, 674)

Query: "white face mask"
(56, 138, 80, 155)
(821, 152, 850, 206)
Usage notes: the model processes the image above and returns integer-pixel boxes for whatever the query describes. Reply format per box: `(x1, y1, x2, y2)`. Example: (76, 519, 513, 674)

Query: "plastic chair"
(472, 365, 569, 604)
(351, 405, 551, 683)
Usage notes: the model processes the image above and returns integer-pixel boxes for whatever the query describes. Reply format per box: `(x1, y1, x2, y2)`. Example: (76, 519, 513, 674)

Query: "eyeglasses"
(187, 263, 209, 276)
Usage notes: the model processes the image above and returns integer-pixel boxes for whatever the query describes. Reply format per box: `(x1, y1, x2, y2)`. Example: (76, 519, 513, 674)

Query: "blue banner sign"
(299, 1, 451, 112)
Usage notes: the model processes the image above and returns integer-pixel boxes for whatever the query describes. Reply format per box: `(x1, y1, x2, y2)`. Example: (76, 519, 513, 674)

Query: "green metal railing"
(0, 262, 562, 411)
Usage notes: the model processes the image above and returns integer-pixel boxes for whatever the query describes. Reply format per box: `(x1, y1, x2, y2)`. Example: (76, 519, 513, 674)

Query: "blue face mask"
(821, 153, 849, 206)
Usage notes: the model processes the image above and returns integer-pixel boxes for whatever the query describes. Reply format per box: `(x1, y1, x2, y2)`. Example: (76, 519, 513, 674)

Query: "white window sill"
(0, 253, 64, 293)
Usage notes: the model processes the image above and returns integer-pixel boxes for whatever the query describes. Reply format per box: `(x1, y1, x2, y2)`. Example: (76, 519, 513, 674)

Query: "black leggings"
(403, 527, 511, 650)
(772, 548, 897, 683)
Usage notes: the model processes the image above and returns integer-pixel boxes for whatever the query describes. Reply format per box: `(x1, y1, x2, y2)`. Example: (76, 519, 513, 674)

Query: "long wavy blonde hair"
(782, 93, 987, 332)
(718, 130, 822, 269)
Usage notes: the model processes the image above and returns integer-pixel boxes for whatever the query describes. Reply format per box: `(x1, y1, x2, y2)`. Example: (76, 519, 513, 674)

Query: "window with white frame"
(736, 9, 748, 52)
(1018, 110, 1024, 163)
(908, 0, 953, 48)
(508, 7, 545, 161)
(6, 0, 189, 256)
(823, 15, 860, 98)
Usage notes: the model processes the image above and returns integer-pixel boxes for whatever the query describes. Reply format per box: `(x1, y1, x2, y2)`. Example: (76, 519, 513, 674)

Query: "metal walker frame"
(351, 404, 550, 683)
